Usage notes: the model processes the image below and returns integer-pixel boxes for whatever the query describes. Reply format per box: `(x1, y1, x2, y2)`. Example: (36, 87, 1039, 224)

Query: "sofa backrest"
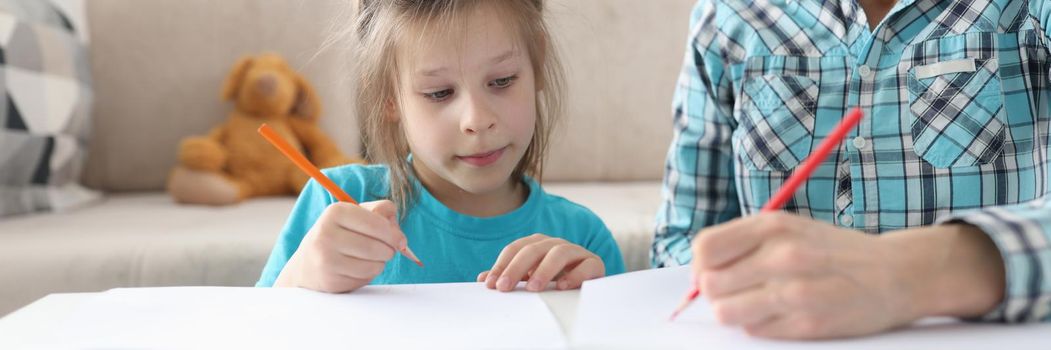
(81, 0, 695, 192)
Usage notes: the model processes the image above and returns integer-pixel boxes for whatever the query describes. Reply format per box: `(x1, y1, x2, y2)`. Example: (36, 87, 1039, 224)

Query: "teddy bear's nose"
(255, 74, 277, 96)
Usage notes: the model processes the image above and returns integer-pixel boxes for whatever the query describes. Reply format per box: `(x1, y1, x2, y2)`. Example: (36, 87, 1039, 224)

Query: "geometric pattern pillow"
(0, 0, 98, 217)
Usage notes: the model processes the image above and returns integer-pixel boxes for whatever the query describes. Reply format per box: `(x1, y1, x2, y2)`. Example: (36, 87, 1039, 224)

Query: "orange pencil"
(669, 108, 863, 321)
(258, 123, 423, 267)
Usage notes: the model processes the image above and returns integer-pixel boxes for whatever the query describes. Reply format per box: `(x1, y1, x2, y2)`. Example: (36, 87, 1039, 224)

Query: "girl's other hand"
(478, 234, 605, 292)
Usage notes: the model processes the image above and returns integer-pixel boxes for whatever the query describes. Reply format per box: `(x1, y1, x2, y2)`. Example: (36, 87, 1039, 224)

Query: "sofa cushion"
(0, 0, 98, 217)
(0, 194, 291, 316)
(0, 181, 661, 316)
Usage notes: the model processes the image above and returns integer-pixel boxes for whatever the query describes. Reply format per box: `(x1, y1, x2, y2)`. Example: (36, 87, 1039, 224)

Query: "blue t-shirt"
(256, 164, 625, 287)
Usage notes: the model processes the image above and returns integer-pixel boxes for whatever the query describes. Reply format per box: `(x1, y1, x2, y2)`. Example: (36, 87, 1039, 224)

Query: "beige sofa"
(0, 0, 695, 316)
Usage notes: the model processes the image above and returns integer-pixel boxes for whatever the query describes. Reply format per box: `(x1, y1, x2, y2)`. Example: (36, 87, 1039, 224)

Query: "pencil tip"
(401, 246, 424, 268)
(669, 293, 696, 322)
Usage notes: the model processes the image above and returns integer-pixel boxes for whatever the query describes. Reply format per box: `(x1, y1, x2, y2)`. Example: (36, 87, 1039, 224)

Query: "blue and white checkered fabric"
(654, 0, 1051, 323)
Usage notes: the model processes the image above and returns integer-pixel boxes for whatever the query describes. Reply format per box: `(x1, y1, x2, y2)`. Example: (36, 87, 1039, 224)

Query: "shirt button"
(852, 136, 867, 149)
(840, 214, 854, 226)
(858, 65, 873, 78)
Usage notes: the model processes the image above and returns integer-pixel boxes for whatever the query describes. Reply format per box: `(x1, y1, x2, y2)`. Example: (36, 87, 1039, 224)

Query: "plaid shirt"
(654, 0, 1051, 322)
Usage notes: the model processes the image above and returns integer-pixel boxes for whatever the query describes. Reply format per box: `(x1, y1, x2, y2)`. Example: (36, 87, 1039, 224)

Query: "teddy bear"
(167, 53, 361, 205)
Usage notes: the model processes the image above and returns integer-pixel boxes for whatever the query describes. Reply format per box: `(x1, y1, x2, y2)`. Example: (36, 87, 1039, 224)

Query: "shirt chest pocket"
(733, 69, 820, 171)
(904, 33, 1007, 168)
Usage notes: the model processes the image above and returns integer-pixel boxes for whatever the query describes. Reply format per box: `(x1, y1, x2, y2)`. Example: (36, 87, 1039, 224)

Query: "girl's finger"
(526, 244, 592, 292)
(311, 272, 368, 294)
(308, 253, 379, 293)
(323, 225, 398, 262)
(555, 257, 604, 290)
(330, 255, 388, 281)
(362, 199, 399, 224)
(485, 234, 549, 288)
(494, 238, 567, 292)
(326, 201, 407, 251)
(478, 270, 532, 284)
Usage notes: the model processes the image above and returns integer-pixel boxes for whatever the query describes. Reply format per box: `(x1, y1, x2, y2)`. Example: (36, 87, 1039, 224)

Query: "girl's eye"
(489, 75, 517, 88)
(424, 89, 453, 102)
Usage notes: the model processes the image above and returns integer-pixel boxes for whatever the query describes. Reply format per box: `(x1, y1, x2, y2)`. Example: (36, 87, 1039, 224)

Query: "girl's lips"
(457, 147, 506, 167)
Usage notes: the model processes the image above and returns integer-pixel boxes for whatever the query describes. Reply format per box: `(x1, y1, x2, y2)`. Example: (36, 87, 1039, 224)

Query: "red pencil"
(258, 124, 423, 267)
(669, 107, 864, 321)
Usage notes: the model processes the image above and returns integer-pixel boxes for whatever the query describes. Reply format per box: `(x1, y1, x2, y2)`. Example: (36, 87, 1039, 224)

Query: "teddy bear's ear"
(221, 57, 254, 101)
(291, 73, 322, 122)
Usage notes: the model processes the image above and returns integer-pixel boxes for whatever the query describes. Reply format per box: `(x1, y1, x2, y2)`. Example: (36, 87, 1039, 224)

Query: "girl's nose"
(463, 120, 496, 134)
(461, 97, 497, 134)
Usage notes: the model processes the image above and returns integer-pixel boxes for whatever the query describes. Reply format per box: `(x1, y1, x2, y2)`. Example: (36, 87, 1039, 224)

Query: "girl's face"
(395, 5, 537, 198)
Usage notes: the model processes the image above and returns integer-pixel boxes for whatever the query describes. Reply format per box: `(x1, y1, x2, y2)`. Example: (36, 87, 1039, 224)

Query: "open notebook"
(38, 267, 1051, 349)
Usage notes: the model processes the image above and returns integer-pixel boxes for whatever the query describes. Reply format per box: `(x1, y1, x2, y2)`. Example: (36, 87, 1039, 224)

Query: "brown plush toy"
(167, 53, 361, 205)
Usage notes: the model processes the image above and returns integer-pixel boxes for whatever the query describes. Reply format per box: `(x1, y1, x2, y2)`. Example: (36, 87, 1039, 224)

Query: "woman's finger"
(709, 284, 781, 327)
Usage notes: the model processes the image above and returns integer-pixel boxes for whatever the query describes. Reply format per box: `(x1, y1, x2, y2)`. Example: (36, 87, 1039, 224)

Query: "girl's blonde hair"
(339, 0, 565, 214)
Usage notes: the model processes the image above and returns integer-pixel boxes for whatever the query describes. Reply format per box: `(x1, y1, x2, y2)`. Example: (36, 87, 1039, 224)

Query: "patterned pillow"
(0, 0, 97, 217)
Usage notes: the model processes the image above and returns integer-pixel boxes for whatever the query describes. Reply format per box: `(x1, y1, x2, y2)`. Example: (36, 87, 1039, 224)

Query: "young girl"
(256, 0, 625, 293)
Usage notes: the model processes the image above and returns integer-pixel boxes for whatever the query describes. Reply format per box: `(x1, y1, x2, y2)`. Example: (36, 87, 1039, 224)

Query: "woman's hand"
(274, 200, 406, 293)
(478, 234, 605, 292)
(690, 212, 1004, 339)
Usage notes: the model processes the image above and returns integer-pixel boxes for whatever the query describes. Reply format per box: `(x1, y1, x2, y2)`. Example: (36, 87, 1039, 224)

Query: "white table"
(10, 285, 1051, 348)
(0, 289, 583, 348)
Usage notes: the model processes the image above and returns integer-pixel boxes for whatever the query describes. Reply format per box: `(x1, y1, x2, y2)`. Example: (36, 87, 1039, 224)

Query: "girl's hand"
(477, 234, 605, 292)
(274, 200, 406, 293)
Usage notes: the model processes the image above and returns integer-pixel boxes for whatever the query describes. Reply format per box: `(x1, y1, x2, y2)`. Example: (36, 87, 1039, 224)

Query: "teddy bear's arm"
(177, 126, 229, 172)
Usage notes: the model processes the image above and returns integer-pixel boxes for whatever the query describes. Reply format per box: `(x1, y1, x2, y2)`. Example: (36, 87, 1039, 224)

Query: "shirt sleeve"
(931, 1, 1051, 323)
(588, 223, 626, 276)
(255, 179, 334, 287)
(652, 0, 741, 268)
(940, 199, 1051, 322)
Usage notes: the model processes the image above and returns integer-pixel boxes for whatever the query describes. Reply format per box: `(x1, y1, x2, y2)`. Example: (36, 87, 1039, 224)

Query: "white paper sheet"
(40, 284, 566, 350)
(572, 266, 1051, 350)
